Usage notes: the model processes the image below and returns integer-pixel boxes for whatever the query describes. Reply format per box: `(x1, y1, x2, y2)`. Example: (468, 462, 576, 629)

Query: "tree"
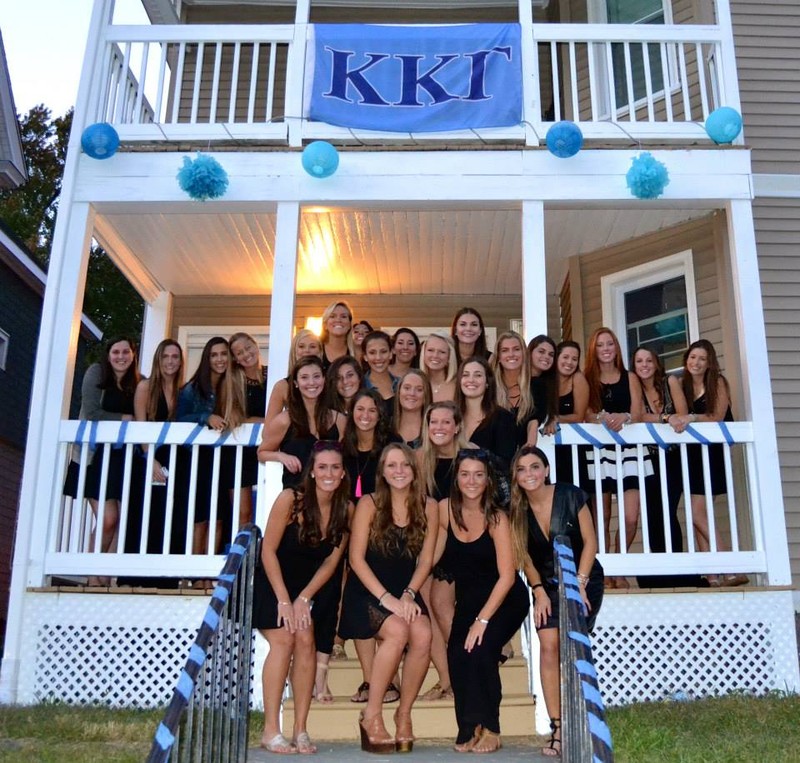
(0, 105, 143, 354)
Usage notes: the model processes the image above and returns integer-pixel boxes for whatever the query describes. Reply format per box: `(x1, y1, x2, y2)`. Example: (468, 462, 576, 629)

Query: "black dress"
(338, 519, 428, 640)
(431, 456, 457, 583)
(553, 388, 590, 489)
(446, 519, 528, 744)
(526, 483, 604, 632)
(241, 365, 268, 487)
(586, 374, 652, 492)
(253, 494, 337, 632)
(469, 407, 519, 472)
(686, 394, 733, 496)
(279, 420, 340, 489)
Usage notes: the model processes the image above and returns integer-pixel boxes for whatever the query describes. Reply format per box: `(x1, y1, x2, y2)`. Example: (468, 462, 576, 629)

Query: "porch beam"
(139, 291, 174, 376)
(725, 199, 791, 586)
(521, 201, 547, 340)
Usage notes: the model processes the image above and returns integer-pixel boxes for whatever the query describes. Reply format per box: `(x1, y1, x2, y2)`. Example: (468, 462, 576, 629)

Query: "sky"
(3, 1, 148, 118)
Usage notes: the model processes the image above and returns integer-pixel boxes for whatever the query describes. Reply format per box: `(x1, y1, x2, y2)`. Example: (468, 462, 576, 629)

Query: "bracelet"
(531, 583, 544, 592)
(402, 587, 416, 599)
(278, 601, 291, 606)
(577, 573, 590, 585)
(475, 617, 489, 625)
(298, 595, 311, 604)
(689, 413, 697, 423)
(624, 412, 632, 425)
(378, 591, 390, 605)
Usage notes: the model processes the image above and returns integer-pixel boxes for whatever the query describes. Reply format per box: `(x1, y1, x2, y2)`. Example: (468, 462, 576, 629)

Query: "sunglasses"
(457, 447, 492, 462)
(312, 440, 343, 453)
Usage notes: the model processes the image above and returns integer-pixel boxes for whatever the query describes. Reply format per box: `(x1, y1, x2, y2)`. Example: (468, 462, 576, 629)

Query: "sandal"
(454, 725, 482, 753)
(542, 717, 561, 758)
(359, 711, 395, 754)
(420, 681, 444, 701)
(472, 727, 502, 754)
(394, 709, 415, 753)
(350, 681, 370, 703)
(261, 732, 297, 754)
(293, 731, 317, 755)
(383, 682, 400, 703)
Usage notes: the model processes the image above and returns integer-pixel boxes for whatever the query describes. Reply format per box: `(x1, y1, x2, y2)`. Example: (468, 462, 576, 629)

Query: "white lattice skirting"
(9, 589, 799, 707)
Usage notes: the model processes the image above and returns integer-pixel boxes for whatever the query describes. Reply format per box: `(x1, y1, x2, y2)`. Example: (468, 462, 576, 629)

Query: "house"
(0, 0, 798, 722)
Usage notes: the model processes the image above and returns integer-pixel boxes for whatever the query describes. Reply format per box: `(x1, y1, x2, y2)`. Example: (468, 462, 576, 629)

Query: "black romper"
(278, 421, 340, 489)
(686, 393, 733, 496)
(446, 519, 528, 744)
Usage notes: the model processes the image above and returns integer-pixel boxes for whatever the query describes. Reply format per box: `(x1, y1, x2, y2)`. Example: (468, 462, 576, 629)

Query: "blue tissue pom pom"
(626, 152, 670, 199)
(177, 154, 229, 201)
(705, 107, 743, 145)
(302, 141, 339, 178)
(81, 123, 120, 159)
(546, 121, 583, 158)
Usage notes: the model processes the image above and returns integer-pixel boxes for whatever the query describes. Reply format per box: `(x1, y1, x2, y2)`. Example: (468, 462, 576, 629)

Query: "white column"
(725, 199, 792, 585)
(714, 0, 745, 144)
(521, 200, 548, 341)
(139, 291, 173, 376)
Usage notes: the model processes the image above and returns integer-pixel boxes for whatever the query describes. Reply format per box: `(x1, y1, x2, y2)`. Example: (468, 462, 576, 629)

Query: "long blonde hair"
(216, 364, 248, 430)
(491, 330, 534, 424)
(289, 329, 323, 368)
(319, 300, 355, 356)
(145, 339, 184, 421)
(508, 445, 551, 570)
(420, 331, 457, 383)
(419, 401, 467, 496)
(393, 369, 433, 434)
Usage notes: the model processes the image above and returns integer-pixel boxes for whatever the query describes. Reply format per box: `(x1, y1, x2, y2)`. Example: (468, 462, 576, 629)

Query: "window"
(0, 329, 8, 371)
(601, 251, 698, 371)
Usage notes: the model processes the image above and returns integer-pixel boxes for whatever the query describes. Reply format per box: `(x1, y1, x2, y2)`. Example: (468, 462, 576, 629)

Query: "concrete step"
(283, 692, 536, 741)
(325, 656, 531, 698)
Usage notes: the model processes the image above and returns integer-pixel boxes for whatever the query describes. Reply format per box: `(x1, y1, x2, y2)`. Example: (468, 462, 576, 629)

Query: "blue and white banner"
(309, 24, 522, 132)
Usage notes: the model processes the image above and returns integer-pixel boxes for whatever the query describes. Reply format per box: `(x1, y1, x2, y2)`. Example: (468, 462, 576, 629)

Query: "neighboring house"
(0, 0, 797, 723)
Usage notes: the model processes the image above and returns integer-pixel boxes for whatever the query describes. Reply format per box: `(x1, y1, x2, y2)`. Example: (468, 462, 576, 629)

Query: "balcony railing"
(49, 419, 764, 584)
(86, 22, 734, 147)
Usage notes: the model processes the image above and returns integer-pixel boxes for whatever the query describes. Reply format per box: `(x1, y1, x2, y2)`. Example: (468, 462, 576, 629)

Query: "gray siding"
(731, 1, 800, 175)
(755, 198, 800, 589)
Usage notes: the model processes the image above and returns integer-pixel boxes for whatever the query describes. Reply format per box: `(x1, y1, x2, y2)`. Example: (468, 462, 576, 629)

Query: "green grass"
(0, 695, 798, 762)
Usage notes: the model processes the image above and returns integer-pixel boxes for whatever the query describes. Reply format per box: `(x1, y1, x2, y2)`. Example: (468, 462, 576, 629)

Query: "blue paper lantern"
(546, 121, 583, 158)
(704, 107, 743, 144)
(626, 152, 670, 200)
(302, 141, 339, 178)
(177, 153, 229, 201)
(80, 122, 120, 159)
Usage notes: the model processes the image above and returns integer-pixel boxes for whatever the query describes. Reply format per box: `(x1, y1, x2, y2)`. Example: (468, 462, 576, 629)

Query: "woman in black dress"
(668, 339, 748, 586)
(510, 445, 603, 757)
(339, 443, 438, 753)
(440, 449, 528, 753)
(265, 329, 321, 423)
(389, 327, 421, 377)
(450, 307, 492, 365)
(254, 442, 352, 754)
(327, 355, 363, 414)
(527, 335, 558, 446)
(584, 327, 648, 586)
(362, 330, 400, 423)
(393, 370, 431, 448)
(258, 357, 346, 488)
(320, 300, 355, 372)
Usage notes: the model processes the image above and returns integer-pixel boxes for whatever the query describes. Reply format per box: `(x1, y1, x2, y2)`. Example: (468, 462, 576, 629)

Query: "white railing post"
(725, 200, 792, 585)
(521, 200, 548, 340)
(518, 0, 540, 146)
(713, 0, 743, 132)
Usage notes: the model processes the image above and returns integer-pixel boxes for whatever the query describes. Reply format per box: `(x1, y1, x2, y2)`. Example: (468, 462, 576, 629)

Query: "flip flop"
(293, 731, 318, 754)
(261, 733, 297, 754)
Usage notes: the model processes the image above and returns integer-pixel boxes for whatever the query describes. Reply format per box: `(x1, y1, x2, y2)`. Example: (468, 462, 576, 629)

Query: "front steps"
(283, 642, 536, 741)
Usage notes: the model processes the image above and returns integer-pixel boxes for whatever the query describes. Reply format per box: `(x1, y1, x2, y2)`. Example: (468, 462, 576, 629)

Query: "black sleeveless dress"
(554, 388, 590, 489)
(686, 394, 733, 496)
(241, 365, 268, 486)
(252, 495, 337, 631)
(279, 420, 340, 489)
(431, 456, 457, 583)
(338, 520, 429, 640)
(446, 518, 528, 744)
(586, 374, 652, 492)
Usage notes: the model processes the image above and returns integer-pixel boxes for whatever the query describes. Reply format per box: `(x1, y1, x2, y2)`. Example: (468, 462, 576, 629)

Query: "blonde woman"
(393, 369, 432, 448)
(420, 331, 458, 402)
(320, 300, 355, 372)
(491, 330, 535, 443)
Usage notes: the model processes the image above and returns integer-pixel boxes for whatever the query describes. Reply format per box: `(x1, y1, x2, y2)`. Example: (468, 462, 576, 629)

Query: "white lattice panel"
(591, 590, 800, 706)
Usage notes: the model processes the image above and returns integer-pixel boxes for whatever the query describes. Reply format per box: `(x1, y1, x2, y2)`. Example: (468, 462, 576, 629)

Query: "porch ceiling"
(93, 205, 714, 298)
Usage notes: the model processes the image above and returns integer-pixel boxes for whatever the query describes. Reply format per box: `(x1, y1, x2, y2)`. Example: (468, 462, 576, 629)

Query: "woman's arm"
(176, 384, 212, 426)
(405, 498, 439, 595)
(80, 365, 122, 421)
(464, 512, 518, 652)
(256, 412, 301, 471)
(347, 495, 386, 599)
(133, 379, 166, 482)
(565, 373, 589, 423)
(432, 499, 450, 566)
(522, 555, 551, 628)
(260, 489, 297, 631)
(668, 375, 689, 416)
(264, 378, 289, 425)
(576, 504, 599, 611)
(628, 371, 645, 424)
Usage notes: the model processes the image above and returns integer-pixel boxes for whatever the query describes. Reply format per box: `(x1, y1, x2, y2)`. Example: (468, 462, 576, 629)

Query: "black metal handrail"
(555, 535, 614, 762)
(147, 524, 260, 763)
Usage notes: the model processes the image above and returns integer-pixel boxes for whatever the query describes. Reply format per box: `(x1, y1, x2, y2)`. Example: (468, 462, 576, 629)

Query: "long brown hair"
(98, 335, 140, 395)
(145, 339, 184, 421)
(369, 444, 427, 558)
(450, 307, 490, 364)
(343, 389, 393, 457)
(293, 443, 351, 548)
(584, 327, 626, 412)
(455, 356, 499, 421)
(632, 346, 666, 411)
(681, 339, 728, 414)
(449, 448, 501, 532)
(508, 445, 551, 570)
(286, 356, 335, 438)
(393, 369, 433, 432)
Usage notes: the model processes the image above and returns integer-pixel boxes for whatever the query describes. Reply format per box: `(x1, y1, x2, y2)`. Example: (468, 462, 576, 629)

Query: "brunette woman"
(320, 300, 355, 372)
(492, 330, 535, 445)
(326, 355, 364, 414)
(415, 401, 468, 703)
(451, 307, 491, 365)
(342, 389, 402, 704)
(352, 320, 374, 365)
(584, 327, 649, 585)
(258, 357, 346, 489)
(80, 336, 140, 572)
(440, 449, 528, 753)
(456, 357, 518, 473)
(254, 442, 353, 754)
(543, 341, 590, 485)
(420, 331, 458, 402)
(393, 370, 432, 448)
(339, 444, 438, 753)
(177, 337, 242, 555)
(510, 446, 603, 757)
(130, 339, 185, 558)
(362, 331, 400, 422)
(527, 335, 558, 445)
(265, 329, 322, 424)
(389, 328, 421, 377)
(668, 339, 748, 586)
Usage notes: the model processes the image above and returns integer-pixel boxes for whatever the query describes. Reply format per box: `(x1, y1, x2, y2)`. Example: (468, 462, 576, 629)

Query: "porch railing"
(86, 22, 735, 147)
(48, 419, 764, 583)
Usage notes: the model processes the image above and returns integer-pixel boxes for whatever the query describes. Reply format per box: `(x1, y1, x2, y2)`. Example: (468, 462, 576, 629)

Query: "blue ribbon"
(203, 609, 220, 630)
(575, 659, 598, 680)
(155, 722, 175, 750)
(588, 711, 613, 747)
(155, 421, 170, 449)
(570, 424, 605, 449)
(581, 679, 605, 709)
(718, 421, 735, 446)
(89, 421, 98, 450)
(176, 670, 194, 700)
(684, 424, 711, 445)
(213, 431, 231, 448)
(182, 424, 205, 446)
(113, 420, 128, 450)
(188, 644, 206, 666)
(75, 419, 87, 444)
(645, 422, 670, 450)
(248, 424, 261, 447)
(569, 630, 592, 648)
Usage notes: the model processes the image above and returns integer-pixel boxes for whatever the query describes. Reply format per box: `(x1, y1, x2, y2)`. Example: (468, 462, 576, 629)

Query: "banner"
(309, 24, 522, 132)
